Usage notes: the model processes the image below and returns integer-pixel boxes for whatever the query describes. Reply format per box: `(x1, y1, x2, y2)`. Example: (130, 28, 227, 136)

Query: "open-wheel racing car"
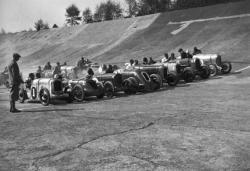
(68, 77, 114, 102)
(193, 54, 232, 76)
(134, 65, 179, 87)
(113, 68, 163, 94)
(158, 61, 195, 83)
(169, 57, 210, 82)
(95, 73, 124, 95)
(18, 73, 73, 106)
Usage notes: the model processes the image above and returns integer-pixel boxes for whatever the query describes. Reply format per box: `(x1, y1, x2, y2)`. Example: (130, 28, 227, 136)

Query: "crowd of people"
(125, 47, 202, 69)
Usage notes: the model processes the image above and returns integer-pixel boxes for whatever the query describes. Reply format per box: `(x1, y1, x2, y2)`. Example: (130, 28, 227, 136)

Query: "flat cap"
(13, 53, 21, 59)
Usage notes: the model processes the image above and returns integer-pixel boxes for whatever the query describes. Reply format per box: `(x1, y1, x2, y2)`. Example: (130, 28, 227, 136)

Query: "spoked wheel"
(39, 88, 50, 106)
(199, 66, 210, 79)
(221, 62, 232, 74)
(104, 82, 114, 99)
(209, 64, 217, 77)
(72, 84, 85, 102)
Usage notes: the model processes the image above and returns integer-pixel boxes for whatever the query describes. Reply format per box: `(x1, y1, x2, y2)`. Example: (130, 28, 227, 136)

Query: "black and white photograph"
(0, 0, 250, 170)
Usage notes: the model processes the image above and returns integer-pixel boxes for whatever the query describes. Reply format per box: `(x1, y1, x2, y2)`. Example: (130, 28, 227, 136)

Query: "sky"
(0, 0, 127, 33)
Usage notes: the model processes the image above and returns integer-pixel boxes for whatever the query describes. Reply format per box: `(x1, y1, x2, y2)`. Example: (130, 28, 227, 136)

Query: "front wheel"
(150, 74, 162, 90)
(183, 69, 194, 83)
(199, 66, 210, 79)
(104, 81, 114, 98)
(39, 88, 50, 106)
(122, 78, 137, 95)
(72, 84, 85, 102)
(221, 62, 232, 74)
(209, 64, 217, 77)
(167, 73, 179, 86)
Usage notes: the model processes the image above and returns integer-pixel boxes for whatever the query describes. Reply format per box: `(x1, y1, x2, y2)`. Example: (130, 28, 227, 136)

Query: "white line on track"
(168, 13, 250, 35)
(235, 66, 250, 73)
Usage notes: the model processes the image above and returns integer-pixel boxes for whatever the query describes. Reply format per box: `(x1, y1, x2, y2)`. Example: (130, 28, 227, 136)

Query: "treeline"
(33, 0, 243, 31)
(127, 0, 243, 16)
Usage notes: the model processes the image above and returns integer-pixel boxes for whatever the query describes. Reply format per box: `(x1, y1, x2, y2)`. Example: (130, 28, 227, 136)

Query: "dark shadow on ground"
(23, 108, 86, 113)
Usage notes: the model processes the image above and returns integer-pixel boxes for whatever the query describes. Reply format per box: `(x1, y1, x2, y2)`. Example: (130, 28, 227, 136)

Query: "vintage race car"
(193, 54, 232, 76)
(114, 68, 162, 94)
(158, 61, 195, 83)
(19, 73, 72, 106)
(134, 65, 179, 86)
(68, 77, 114, 102)
(95, 73, 123, 95)
(172, 58, 210, 81)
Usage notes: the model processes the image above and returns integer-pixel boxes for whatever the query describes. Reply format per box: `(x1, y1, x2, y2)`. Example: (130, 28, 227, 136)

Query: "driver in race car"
(85, 68, 98, 89)
(178, 48, 188, 59)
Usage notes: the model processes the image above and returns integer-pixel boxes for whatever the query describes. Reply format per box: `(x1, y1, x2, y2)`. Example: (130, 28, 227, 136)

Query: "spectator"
(126, 59, 135, 70)
(149, 57, 156, 65)
(112, 65, 119, 71)
(186, 50, 193, 59)
(133, 60, 139, 66)
(77, 57, 85, 69)
(168, 53, 176, 61)
(36, 66, 42, 78)
(98, 64, 107, 74)
(193, 47, 202, 55)
(53, 62, 61, 76)
(44, 62, 52, 70)
(161, 53, 169, 63)
(143, 57, 149, 65)
(106, 65, 113, 73)
(8, 53, 24, 113)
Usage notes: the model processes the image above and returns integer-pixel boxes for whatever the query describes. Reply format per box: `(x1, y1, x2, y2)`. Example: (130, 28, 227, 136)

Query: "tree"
(94, 0, 123, 21)
(1, 28, 6, 34)
(137, 0, 172, 16)
(34, 19, 49, 31)
(52, 24, 59, 28)
(125, 0, 138, 17)
(82, 8, 93, 23)
(65, 4, 82, 26)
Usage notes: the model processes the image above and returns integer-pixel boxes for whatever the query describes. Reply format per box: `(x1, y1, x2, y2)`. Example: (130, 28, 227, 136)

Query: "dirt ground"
(0, 64, 250, 171)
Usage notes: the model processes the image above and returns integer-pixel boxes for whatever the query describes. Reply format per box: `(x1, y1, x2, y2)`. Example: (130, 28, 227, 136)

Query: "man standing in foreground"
(8, 53, 23, 113)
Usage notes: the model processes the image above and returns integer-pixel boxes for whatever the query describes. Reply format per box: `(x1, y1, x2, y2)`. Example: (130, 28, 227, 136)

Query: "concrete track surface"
(0, 65, 250, 171)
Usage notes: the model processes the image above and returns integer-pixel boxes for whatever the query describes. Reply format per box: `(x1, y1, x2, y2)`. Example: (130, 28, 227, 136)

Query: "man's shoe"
(12, 108, 21, 113)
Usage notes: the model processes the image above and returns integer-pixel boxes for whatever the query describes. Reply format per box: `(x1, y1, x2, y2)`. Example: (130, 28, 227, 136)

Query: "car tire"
(199, 66, 210, 79)
(209, 64, 217, 77)
(150, 74, 162, 90)
(183, 68, 194, 83)
(72, 84, 85, 102)
(122, 78, 137, 95)
(167, 72, 179, 86)
(221, 62, 232, 74)
(104, 81, 114, 98)
(39, 88, 50, 106)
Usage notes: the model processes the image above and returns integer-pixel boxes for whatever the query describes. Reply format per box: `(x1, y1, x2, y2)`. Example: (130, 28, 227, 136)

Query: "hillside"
(0, 0, 250, 74)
